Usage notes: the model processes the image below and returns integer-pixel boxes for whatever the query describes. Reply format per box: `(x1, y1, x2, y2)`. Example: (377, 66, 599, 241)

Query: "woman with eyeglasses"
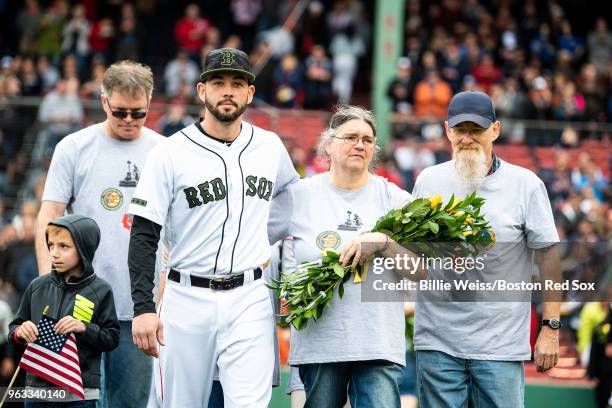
(269, 105, 413, 408)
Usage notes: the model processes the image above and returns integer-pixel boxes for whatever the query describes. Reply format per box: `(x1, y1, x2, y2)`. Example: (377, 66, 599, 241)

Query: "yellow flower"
(464, 215, 473, 224)
(463, 231, 473, 236)
(449, 197, 462, 211)
(603, 323, 611, 335)
(428, 194, 443, 208)
(452, 210, 464, 217)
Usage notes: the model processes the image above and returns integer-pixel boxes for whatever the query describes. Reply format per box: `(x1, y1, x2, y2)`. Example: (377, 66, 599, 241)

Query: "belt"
(168, 268, 263, 290)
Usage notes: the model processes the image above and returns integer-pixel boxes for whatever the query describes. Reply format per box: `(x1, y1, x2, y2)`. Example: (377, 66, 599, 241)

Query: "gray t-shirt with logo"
(412, 159, 559, 360)
(269, 173, 412, 366)
(42, 123, 164, 320)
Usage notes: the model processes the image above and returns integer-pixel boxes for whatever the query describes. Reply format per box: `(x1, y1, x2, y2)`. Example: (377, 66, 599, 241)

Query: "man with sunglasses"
(127, 47, 298, 407)
(35, 61, 164, 408)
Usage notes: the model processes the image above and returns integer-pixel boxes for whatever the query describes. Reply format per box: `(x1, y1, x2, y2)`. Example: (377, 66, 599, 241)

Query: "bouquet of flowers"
(269, 192, 495, 330)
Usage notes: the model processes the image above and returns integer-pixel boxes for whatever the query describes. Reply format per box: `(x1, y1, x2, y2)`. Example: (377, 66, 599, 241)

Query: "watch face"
(549, 319, 560, 329)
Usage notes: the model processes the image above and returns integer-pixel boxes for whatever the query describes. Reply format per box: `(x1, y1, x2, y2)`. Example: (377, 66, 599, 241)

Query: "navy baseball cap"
(447, 91, 496, 128)
(200, 48, 255, 83)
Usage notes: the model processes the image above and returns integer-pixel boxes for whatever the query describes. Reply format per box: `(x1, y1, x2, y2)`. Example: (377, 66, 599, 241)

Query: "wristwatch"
(542, 319, 561, 330)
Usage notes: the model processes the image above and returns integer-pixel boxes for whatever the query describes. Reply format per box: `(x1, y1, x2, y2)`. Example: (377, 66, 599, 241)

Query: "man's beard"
(205, 97, 247, 123)
(453, 146, 489, 189)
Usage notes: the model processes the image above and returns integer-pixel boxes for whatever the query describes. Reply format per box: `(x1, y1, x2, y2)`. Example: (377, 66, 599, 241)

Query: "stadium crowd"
(0, 0, 610, 404)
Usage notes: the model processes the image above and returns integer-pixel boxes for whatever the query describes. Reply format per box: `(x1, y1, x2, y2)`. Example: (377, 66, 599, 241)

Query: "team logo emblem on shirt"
(101, 187, 123, 210)
(119, 160, 140, 187)
(316, 231, 341, 250)
(480, 230, 496, 251)
(338, 211, 363, 231)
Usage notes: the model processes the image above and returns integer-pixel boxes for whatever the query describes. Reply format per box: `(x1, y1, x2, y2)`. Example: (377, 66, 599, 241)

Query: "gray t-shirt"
(42, 123, 164, 320)
(412, 159, 559, 360)
(269, 173, 412, 366)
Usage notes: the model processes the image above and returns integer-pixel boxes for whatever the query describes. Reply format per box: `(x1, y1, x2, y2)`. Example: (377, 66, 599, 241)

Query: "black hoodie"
(8, 214, 120, 390)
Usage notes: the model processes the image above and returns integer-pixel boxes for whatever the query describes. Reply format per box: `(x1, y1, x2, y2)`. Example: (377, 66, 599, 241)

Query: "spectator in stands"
(89, 17, 115, 65)
(158, 101, 194, 136)
(248, 40, 274, 104)
(394, 138, 434, 192)
(80, 62, 105, 99)
(16, 0, 42, 56)
(326, 0, 357, 37)
(558, 191, 584, 238)
(579, 64, 607, 122)
(35, 0, 69, 59)
(542, 151, 573, 205)
(303, 45, 332, 110)
(61, 54, 80, 82)
(37, 55, 60, 93)
(527, 76, 553, 122)
(61, 3, 91, 74)
(572, 154, 608, 203)
(114, 6, 143, 62)
(374, 155, 404, 188)
(17, 57, 41, 97)
(387, 57, 415, 114)
(175, 3, 212, 60)
(164, 51, 200, 99)
(2, 206, 37, 297)
(441, 42, 469, 93)
(579, 300, 609, 364)
(471, 53, 502, 93)
(557, 19, 584, 66)
(329, 23, 365, 104)
(273, 53, 303, 108)
(491, 77, 529, 119)
(412, 69, 452, 120)
(530, 23, 556, 69)
(0, 200, 7, 229)
(587, 299, 612, 408)
(230, 0, 262, 54)
(37, 77, 83, 149)
(553, 80, 585, 121)
(587, 17, 612, 73)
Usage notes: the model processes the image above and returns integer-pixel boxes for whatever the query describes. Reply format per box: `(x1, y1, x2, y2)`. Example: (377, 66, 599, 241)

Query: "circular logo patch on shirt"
(481, 229, 496, 251)
(100, 188, 123, 210)
(316, 231, 341, 250)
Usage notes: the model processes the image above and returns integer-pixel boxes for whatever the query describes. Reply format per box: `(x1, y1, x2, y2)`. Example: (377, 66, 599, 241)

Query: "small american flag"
(19, 315, 85, 399)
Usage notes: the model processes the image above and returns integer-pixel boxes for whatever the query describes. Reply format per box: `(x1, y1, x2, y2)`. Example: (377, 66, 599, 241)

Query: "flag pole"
(0, 305, 50, 407)
(0, 366, 21, 407)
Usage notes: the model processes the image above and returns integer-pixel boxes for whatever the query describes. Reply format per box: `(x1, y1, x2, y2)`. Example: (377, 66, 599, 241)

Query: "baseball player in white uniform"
(127, 48, 299, 407)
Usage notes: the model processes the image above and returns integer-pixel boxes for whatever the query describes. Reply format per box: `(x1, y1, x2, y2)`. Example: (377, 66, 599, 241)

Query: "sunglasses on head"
(105, 98, 148, 120)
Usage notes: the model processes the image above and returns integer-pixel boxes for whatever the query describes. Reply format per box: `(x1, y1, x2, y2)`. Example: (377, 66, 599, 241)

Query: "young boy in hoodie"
(9, 214, 120, 407)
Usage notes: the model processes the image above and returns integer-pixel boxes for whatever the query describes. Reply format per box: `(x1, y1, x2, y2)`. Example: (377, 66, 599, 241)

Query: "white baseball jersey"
(128, 121, 299, 276)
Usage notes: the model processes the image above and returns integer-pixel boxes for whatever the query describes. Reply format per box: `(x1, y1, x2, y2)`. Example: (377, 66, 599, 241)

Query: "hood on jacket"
(46, 214, 101, 279)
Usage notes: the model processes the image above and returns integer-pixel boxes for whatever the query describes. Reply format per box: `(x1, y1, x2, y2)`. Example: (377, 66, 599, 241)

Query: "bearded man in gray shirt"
(412, 91, 561, 408)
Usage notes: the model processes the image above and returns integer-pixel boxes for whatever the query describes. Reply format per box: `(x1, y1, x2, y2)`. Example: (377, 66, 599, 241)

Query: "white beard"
(453, 147, 489, 189)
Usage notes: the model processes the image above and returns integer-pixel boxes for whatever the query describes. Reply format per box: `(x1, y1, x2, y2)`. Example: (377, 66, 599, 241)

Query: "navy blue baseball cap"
(447, 91, 496, 128)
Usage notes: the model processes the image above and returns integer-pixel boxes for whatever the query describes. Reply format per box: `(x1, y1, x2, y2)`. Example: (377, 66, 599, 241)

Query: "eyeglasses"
(451, 127, 488, 137)
(331, 135, 375, 146)
(105, 98, 148, 120)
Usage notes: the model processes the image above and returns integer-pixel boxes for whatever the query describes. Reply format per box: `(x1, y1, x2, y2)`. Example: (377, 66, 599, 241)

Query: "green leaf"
(333, 263, 345, 278)
(338, 281, 345, 298)
(443, 193, 456, 210)
(427, 221, 439, 234)
(325, 251, 340, 260)
(307, 282, 314, 297)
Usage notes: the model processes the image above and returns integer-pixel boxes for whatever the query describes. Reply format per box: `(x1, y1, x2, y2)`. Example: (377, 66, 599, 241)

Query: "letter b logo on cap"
(221, 51, 235, 66)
